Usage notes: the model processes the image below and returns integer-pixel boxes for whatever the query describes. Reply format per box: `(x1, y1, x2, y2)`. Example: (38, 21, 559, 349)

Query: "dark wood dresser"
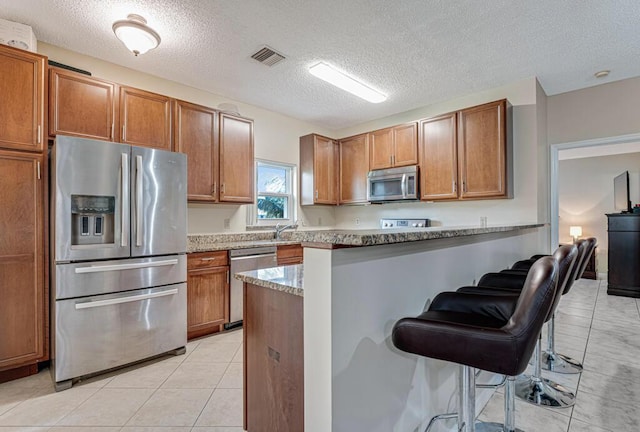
(607, 213, 640, 297)
(581, 245, 597, 280)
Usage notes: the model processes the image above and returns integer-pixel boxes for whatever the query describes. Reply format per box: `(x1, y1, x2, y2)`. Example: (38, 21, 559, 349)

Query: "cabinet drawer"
(188, 251, 229, 270)
(608, 215, 640, 232)
(277, 244, 303, 260)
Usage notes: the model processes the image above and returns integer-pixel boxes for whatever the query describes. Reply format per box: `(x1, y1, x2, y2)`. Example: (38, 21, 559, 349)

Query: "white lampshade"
(569, 226, 582, 238)
(113, 14, 161, 56)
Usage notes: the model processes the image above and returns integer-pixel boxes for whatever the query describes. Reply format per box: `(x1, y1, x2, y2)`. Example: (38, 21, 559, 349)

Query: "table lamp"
(569, 226, 582, 243)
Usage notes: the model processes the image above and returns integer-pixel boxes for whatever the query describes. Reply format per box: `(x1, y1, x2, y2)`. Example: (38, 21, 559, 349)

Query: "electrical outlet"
(355, 218, 360, 225)
(224, 218, 230, 229)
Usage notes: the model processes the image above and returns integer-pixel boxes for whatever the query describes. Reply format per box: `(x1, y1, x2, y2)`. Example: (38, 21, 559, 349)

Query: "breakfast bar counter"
(237, 223, 547, 432)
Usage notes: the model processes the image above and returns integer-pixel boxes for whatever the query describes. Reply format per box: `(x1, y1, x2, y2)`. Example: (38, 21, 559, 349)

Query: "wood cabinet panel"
(119, 86, 172, 151)
(187, 252, 229, 339)
(0, 46, 45, 152)
(219, 113, 254, 203)
(392, 122, 418, 167)
(49, 68, 116, 141)
(244, 283, 303, 432)
(300, 134, 338, 205)
(458, 99, 510, 199)
(369, 128, 393, 170)
(339, 134, 369, 204)
(419, 113, 458, 200)
(174, 101, 218, 202)
(277, 244, 303, 265)
(607, 214, 640, 297)
(0, 150, 45, 370)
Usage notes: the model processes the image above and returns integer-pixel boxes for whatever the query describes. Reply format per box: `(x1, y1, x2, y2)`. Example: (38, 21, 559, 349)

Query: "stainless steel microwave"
(367, 165, 419, 202)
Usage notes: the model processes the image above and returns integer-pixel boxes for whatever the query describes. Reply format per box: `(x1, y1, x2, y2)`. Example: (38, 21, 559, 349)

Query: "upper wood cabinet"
(419, 112, 458, 200)
(49, 67, 117, 141)
(119, 86, 172, 151)
(174, 100, 219, 202)
(0, 150, 46, 371)
(368, 123, 418, 170)
(458, 99, 512, 199)
(300, 134, 338, 205)
(339, 133, 369, 204)
(219, 113, 255, 203)
(419, 99, 512, 201)
(0, 45, 45, 152)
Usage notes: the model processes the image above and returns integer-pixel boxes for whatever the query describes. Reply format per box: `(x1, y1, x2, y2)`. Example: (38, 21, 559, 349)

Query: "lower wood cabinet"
(244, 282, 303, 431)
(187, 251, 229, 339)
(276, 244, 303, 266)
(0, 150, 47, 376)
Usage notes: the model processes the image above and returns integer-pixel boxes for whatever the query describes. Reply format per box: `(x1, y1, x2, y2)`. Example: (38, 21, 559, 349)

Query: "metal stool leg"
(540, 314, 583, 374)
(514, 332, 576, 408)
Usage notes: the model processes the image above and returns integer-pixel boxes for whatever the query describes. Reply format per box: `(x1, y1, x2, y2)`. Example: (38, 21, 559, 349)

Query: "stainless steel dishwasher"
(227, 246, 278, 328)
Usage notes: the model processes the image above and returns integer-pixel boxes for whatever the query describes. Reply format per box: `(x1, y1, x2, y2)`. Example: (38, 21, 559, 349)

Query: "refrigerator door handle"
(74, 288, 179, 310)
(135, 155, 143, 247)
(74, 258, 179, 274)
(121, 153, 129, 247)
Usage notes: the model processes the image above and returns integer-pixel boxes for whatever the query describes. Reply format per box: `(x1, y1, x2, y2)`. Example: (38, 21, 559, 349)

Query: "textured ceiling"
(2, 0, 639, 130)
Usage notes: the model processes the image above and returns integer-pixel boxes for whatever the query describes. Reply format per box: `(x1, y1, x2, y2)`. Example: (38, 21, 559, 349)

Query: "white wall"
(558, 152, 640, 272)
(38, 42, 337, 233)
(331, 78, 548, 237)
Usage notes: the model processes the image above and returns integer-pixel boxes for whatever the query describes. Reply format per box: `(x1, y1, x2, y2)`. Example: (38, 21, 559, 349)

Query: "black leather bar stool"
(495, 238, 597, 374)
(457, 244, 579, 408)
(392, 257, 559, 432)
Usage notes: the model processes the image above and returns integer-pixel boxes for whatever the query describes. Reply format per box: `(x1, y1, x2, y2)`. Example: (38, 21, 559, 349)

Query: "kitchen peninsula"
(236, 223, 545, 432)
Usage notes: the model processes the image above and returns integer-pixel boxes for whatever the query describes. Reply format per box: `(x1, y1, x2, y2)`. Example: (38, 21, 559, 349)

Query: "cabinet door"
(339, 134, 369, 204)
(174, 101, 218, 202)
(419, 113, 458, 200)
(119, 86, 172, 151)
(368, 128, 393, 170)
(187, 266, 229, 339)
(49, 68, 117, 141)
(219, 113, 254, 203)
(314, 136, 338, 204)
(0, 150, 45, 369)
(277, 244, 303, 266)
(392, 123, 418, 167)
(0, 46, 45, 152)
(458, 100, 508, 199)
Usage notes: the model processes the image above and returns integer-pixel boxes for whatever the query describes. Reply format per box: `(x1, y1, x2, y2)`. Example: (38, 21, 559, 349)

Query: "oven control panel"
(380, 218, 431, 229)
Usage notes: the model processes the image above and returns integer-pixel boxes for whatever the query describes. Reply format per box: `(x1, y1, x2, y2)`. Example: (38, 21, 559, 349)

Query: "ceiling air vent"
(251, 46, 285, 67)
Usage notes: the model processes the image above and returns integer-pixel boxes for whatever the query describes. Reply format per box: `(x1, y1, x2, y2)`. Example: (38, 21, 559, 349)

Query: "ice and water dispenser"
(71, 195, 115, 246)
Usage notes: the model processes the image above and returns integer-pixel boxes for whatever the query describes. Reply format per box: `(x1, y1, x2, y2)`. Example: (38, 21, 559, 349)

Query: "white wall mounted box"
(0, 18, 37, 52)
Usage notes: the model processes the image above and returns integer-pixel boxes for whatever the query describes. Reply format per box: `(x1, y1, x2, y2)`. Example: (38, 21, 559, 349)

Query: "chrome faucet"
(274, 222, 298, 240)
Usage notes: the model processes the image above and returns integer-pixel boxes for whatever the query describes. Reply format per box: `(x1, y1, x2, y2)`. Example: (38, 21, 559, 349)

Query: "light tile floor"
(0, 328, 244, 432)
(1, 278, 639, 431)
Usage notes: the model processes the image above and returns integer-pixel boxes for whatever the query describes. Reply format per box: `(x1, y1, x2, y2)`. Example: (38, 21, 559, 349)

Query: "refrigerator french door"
(51, 135, 187, 390)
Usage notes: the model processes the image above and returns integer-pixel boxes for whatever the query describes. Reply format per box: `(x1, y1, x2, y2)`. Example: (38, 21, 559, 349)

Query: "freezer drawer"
(56, 255, 187, 299)
(54, 284, 187, 383)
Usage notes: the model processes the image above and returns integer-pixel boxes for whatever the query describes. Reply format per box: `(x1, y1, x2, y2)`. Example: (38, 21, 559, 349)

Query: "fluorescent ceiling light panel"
(309, 62, 387, 103)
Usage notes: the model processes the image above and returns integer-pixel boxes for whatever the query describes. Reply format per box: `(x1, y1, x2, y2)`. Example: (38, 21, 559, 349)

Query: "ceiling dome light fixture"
(112, 14, 161, 56)
(594, 70, 610, 79)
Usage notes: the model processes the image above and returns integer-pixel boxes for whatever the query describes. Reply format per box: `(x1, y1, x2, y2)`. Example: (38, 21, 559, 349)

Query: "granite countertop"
(188, 223, 544, 252)
(235, 264, 304, 297)
(290, 223, 544, 247)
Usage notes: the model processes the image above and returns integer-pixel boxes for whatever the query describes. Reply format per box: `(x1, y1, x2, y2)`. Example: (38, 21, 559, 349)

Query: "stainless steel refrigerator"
(51, 135, 187, 391)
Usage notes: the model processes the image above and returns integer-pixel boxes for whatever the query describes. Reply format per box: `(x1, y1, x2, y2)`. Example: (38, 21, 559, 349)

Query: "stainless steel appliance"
(380, 218, 431, 228)
(228, 246, 278, 328)
(367, 165, 419, 203)
(51, 135, 187, 391)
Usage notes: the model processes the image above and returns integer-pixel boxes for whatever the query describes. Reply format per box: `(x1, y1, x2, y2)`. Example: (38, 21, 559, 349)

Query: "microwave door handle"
(120, 153, 129, 247)
(135, 155, 143, 247)
(401, 173, 407, 198)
